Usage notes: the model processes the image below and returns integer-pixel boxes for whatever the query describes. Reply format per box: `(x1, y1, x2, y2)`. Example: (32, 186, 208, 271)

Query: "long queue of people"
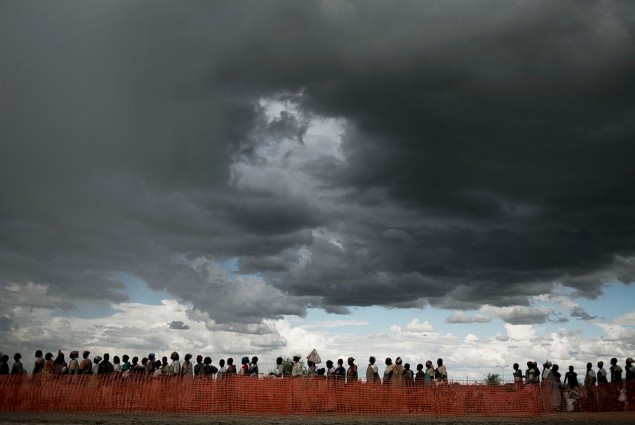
(0, 350, 449, 386)
(514, 357, 635, 411)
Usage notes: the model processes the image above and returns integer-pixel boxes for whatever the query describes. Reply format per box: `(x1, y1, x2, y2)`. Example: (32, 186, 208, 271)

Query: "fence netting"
(0, 375, 626, 417)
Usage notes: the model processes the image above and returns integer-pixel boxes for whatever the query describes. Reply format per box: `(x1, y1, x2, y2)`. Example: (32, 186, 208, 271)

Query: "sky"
(1, 0, 634, 381)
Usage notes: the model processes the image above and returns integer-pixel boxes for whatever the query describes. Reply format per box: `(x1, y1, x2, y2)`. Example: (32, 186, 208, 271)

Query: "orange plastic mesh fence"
(3, 375, 622, 417)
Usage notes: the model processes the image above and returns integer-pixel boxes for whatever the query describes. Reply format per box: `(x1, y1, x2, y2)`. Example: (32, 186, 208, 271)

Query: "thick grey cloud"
(168, 321, 190, 330)
(1, 0, 635, 328)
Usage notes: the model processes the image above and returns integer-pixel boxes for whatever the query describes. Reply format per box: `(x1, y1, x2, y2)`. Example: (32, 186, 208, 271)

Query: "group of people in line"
(0, 350, 257, 378)
(514, 357, 635, 411)
(0, 350, 448, 387)
(268, 355, 448, 386)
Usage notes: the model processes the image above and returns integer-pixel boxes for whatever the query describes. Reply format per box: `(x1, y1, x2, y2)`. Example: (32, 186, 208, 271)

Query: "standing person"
(625, 357, 635, 410)
(79, 351, 92, 375)
(563, 365, 580, 411)
(610, 357, 623, 383)
(552, 364, 565, 411)
(53, 351, 67, 375)
(239, 357, 249, 376)
(202, 357, 218, 377)
(415, 364, 425, 385)
(525, 361, 538, 385)
(383, 358, 395, 385)
(0, 355, 9, 375)
(512, 363, 523, 389)
(11, 353, 25, 375)
(98, 354, 114, 374)
(270, 357, 283, 377)
(145, 353, 156, 375)
(306, 360, 316, 377)
(32, 350, 45, 375)
(346, 357, 358, 383)
(160, 356, 170, 375)
(392, 357, 404, 387)
(249, 356, 259, 376)
(435, 358, 448, 383)
(334, 359, 346, 380)
(217, 359, 226, 380)
(112, 356, 121, 372)
(291, 355, 304, 377)
(181, 354, 193, 377)
(325, 360, 335, 378)
(121, 355, 131, 373)
(403, 363, 415, 386)
(43, 353, 54, 374)
(92, 356, 102, 375)
(424, 360, 435, 384)
(68, 351, 80, 375)
(170, 352, 181, 376)
(194, 355, 204, 376)
(584, 362, 598, 412)
(131, 357, 142, 373)
(609, 358, 623, 411)
(366, 356, 379, 384)
(597, 361, 608, 383)
(226, 358, 237, 375)
(541, 361, 560, 411)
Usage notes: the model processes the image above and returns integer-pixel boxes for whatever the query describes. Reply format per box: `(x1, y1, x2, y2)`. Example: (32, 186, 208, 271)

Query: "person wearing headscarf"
(92, 356, 102, 375)
(346, 357, 358, 383)
(392, 357, 404, 387)
(10, 353, 25, 375)
(541, 361, 560, 411)
(292, 355, 304, 377)
(239, 356, 249, 376)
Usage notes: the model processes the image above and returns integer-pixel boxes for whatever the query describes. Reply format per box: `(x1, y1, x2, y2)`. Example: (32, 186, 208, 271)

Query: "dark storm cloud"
(168, 321, 190, 330)
(1, 0, 635, 326)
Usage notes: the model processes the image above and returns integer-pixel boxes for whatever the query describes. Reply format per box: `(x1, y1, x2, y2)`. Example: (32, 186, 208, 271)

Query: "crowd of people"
(1, 350, 633, 403)
(513, 358, 635, 411)
(1, 349, 634, 412)
(0, 350, 450, 386)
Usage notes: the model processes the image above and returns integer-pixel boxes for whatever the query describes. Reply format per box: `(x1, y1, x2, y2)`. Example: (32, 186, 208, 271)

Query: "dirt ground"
(0, 412, 633, 425)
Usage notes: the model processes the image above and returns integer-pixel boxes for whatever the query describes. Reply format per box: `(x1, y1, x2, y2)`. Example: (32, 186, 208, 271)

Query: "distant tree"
(485, 373, 502, 386)
(282, 357, 304, 376)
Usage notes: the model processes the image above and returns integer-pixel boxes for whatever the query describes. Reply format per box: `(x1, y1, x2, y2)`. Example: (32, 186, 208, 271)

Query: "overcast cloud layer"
(1, 0, 635, 340)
